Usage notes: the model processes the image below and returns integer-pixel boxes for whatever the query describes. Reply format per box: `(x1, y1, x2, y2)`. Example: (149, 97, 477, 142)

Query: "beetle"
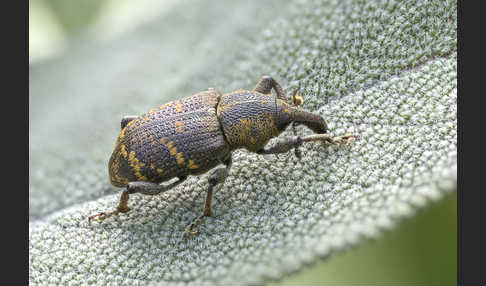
(88, 76, 358, 237)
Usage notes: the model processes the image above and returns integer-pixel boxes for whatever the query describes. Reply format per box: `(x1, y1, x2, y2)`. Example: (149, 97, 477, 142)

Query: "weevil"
(88, 76, 358, 237)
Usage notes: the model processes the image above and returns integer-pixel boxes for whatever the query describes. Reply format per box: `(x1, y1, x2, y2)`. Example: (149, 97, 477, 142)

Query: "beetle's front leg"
(184, 157, 232, 238)
(88, 176, 187, 223)
(257, 134, 359, 157)
(301, 134, 359, 145)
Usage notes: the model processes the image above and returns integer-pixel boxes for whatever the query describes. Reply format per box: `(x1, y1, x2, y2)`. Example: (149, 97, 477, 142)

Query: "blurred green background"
(270, 193, 456, 286)
(29, 1, 457, 285)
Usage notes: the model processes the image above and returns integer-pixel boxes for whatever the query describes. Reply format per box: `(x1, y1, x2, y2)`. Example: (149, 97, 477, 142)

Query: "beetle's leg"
(289, 88, 305, 159)
(88, 176, 187, 223)
(121, 115, 138, 129)
(300, 133, 359, 145)
(254, 76, 287, 101)
(291, 122, 302, 160)
(257, 134, 359, 156)
(184, 157, 232, 238)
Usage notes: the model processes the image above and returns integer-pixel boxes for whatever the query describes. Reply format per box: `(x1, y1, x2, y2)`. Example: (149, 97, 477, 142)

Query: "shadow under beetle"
(88, 76, 359, 237)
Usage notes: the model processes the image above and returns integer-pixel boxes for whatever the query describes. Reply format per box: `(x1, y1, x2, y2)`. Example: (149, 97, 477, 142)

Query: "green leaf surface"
(29, 0, 457, 285)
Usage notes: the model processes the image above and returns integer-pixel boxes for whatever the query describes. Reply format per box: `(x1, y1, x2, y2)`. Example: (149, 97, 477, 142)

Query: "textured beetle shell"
(217, 90, 282, 152)
(109, 89, 231, 187)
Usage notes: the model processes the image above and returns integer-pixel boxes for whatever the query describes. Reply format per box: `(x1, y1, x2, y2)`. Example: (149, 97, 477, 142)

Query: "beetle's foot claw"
(88, 212, 109, 223)
(88, 207, 127, 223)
(183, 215, 205, 238)
(332, 134, 359, 146)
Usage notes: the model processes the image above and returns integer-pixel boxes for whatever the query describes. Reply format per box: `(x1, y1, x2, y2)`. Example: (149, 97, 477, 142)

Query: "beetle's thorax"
(217, 90, 285, 152)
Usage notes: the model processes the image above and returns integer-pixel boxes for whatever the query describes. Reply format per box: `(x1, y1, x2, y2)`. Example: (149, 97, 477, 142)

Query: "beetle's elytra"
(89, 76, 358, 237)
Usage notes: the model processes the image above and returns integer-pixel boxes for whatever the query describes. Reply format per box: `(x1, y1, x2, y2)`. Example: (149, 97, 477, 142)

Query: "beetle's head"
(276, 92, 328, 134)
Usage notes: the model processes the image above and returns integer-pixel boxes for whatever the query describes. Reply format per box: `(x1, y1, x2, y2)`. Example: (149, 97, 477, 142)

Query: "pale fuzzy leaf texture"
(29, 0, 457, 285)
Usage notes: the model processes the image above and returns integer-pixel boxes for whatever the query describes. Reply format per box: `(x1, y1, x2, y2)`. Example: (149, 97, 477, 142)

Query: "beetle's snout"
(287, 106, 328, 134)
(305, 116, 328, 134)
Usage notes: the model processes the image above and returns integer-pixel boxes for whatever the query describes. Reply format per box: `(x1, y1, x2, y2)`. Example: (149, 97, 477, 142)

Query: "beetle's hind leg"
(88, 176, 187, 223)
(184, 157, 232, 238)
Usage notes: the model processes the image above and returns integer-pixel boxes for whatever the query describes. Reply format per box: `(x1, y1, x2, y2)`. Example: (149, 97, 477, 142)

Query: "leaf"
(29, 0, 457, 285)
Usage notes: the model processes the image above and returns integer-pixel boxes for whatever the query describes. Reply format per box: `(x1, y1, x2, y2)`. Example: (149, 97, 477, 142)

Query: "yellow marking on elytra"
(176, 152, 185, 165)
(126, 120, 135, 128)
(167, 141, 174, 149)
(110, 146, 130, 185)
(175, 121, 184, 133)
(159, 102, 173, 110)
(110, 159, 120, 180)
(160, 138, 181, 160)
(187, 160, 199, 169)
(249, 136, 256, 144)
(119, 127, 126, 139)
(176, 103, 184, 113)
(128, 151, 148, 181)
(166, 141, 177, 155)
(120, 144, 128, 159)
(157, 168, 164, 174)
(111, 168, 127, 185)
(114, 174, 127, 184)
(129, 151, 136, 161)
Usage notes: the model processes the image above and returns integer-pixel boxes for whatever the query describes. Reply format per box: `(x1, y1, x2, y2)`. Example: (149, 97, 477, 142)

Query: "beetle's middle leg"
(257, 134, 359, 156)
(88, 176, 187, 223)
(184, 157, 232, 238)
(254, 76, 288, 101)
